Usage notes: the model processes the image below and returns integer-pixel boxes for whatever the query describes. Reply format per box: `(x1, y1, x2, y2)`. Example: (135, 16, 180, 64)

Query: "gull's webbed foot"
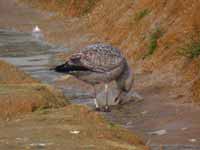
(102, 105, 111, 112)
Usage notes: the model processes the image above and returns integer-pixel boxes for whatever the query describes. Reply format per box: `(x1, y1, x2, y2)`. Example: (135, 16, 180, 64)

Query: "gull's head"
(32, 25, 41, 33)
(115, 61, 134, 104)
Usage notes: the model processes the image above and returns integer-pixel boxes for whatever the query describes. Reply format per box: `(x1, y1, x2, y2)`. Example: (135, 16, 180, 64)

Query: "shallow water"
(1, 28, 200, 150)
(0, 28, 93, 99)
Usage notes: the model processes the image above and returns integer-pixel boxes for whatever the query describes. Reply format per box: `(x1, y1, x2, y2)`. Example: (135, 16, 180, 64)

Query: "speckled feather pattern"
(55, 43, 132, 90)
(70, 43, 125, 73)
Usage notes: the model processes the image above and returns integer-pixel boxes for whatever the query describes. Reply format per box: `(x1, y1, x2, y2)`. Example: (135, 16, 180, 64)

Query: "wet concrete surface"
(1, 28, 200, 150)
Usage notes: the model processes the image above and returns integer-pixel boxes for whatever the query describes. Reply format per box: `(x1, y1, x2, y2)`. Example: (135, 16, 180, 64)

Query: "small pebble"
(30, 143, 46, 147)
(189, 139, 197, 143)
(70, 130, 80, 134)
(181, 127, 188, 131)
(126, 121, 133, 126)
(149, 129, 167, 136)
(141, 111, 148, 115)
(32, 25, 41, 33)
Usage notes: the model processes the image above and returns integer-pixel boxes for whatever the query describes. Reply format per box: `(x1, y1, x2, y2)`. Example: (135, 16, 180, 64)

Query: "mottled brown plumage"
(54, 43, 133, 111)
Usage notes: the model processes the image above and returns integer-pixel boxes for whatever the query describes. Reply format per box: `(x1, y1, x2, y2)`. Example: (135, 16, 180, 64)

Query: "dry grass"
(20, 0, 99, 17)
(0, 60, 37, 84)
(0, 84, 67, 119)
(0, 60, 68, 119)
(0, 105, 148, 150)
(191, 79, 200, 103)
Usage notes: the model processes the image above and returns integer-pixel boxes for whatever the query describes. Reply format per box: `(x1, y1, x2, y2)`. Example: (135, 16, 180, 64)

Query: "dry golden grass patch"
(0, 60, 68, 119)
(0, 60, 37, 84)
(20, 0, 100, 17)
(0, 84, 67, 119)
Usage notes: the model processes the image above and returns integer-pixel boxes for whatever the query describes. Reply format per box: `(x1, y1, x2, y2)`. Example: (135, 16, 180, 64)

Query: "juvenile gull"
(53, 43, 133, 112)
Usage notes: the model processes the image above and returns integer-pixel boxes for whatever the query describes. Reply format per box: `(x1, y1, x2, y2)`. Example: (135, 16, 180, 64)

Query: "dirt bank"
(0, 60, 37, 84)
(0, 60, 67, 119)
(21, 0, 100, 17)
(0, 105, 147, 150)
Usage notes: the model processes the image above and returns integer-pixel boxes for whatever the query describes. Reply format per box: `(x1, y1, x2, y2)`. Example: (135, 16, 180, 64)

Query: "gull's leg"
(114, 90, 123, 104)
(103, 84, 111, 112)
(93, 86, 100, 111)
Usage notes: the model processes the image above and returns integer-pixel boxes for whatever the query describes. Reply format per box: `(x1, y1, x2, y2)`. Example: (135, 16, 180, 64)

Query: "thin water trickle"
(0, 28, 93, 99)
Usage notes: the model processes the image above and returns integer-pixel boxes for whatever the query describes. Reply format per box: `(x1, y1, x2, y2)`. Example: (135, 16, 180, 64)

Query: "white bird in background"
(32, 25, 43, 40)
(32, 25, 41, 33)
